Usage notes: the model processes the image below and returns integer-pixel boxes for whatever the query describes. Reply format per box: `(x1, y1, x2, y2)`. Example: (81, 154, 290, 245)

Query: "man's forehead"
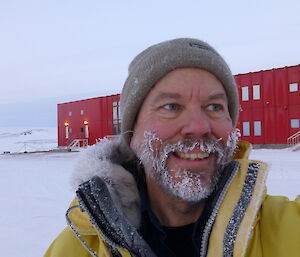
(144, 68, 228, 104)
(149, 90, 228, 103)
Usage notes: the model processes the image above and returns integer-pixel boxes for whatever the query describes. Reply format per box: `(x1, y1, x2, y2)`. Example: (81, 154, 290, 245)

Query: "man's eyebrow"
(207, 93, 228, 102)
(152, 92, 182, 102)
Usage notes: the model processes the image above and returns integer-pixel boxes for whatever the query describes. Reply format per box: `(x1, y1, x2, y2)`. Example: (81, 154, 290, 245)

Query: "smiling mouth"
(174, 151, 210, 160)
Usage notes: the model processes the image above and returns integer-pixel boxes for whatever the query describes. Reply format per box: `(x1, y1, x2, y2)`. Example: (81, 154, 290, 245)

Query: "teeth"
(176, 152, 209, 160)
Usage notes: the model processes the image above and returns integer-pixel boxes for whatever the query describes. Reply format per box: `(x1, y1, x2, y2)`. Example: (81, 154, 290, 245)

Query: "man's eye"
(206, 104, 224, 112)
(162, 103, 180, 111)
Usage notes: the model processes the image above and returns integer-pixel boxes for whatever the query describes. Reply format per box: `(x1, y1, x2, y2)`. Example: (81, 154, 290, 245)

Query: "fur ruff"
(72, 137, 141, 228)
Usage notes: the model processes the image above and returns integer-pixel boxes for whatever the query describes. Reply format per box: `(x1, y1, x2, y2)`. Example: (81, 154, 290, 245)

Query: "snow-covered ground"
(0, 127, 299, 257)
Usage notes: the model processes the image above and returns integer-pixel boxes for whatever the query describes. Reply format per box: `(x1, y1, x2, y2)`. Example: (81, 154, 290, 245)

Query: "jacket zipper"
(76, 195, 125, 252)
(199, 162, 239, 257)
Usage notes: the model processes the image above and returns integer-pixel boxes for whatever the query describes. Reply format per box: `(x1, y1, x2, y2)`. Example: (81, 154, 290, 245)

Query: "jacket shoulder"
(44, 227, 110, 257)
(246, 195, 300, 257)
(261, 194, 300, 228)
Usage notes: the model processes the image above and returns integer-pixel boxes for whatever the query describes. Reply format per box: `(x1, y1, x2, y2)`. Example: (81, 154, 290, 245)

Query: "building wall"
(58, 94, 120, 146)
(236, 65, 300, 144)
(57, 65, 300, 146)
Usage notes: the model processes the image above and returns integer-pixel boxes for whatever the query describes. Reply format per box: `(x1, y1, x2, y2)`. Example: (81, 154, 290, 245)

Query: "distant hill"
(0, 127, 57, 153)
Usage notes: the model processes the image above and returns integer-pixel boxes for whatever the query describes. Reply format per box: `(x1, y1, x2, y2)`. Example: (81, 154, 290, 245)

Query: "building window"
(289, 83, 298, 92)
(242, 87, 249, 101)
(242, 122, 250, 136)
(113, 101, 121, 135)
(254, 121, 262, 136)
(69, 128, 72, 133)
(80, 109, 84, 115)
(290, 119, 300, 128)
(253, 85, 260, 100)
(68, 111, 72, 117)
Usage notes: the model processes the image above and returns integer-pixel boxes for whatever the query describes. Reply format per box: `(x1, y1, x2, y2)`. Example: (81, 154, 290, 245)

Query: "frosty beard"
(134, 130, 240, 203)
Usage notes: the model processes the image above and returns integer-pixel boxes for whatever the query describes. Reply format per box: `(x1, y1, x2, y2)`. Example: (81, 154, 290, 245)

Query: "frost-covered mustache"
(163, 137, 223, 154)
(140, 131, 230, 168)
(139, 129, 240, 169)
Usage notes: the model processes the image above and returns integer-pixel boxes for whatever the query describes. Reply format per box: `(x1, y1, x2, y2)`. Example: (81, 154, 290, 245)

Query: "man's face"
(130, 68, 237, 202)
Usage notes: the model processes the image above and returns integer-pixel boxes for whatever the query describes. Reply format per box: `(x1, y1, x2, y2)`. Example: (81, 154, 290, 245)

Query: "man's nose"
(180, 109, 211, 137)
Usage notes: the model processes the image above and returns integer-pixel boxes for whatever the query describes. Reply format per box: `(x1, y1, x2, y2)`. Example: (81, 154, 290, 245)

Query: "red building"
(57, 94, 121, 147)
(57, 65, 300, 147)
(236, 64, 300, 145)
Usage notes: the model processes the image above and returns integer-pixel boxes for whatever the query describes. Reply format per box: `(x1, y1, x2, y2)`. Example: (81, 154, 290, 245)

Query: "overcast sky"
(1, 0, 300, 127)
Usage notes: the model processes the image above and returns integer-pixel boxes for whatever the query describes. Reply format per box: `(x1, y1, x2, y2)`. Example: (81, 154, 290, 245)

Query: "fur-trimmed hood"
(72, 136, 141, 228)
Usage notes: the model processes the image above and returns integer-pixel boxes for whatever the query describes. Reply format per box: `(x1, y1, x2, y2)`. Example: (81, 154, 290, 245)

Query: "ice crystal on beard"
(226, 128, 241, 161)
(171, 168, 216, 201)
(134, 130, 239, 202)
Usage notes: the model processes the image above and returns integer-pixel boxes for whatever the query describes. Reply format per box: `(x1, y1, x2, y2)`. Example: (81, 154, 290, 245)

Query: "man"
(45, 38, 300, 257)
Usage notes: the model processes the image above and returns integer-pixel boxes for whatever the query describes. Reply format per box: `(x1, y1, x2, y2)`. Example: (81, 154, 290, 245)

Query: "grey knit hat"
(120, 38, 238, 153)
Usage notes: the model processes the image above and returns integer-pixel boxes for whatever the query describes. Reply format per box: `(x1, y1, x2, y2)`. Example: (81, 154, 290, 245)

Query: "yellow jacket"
(44, 141, 300, 257)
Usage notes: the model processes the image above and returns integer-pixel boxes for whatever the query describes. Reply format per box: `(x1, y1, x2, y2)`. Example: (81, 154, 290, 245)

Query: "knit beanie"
(120, 38, 238, 154)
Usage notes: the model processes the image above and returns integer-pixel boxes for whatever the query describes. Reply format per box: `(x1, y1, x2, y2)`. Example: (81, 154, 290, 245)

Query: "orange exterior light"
(84, 120, 89, 125)
(64, 122, 69, 127)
